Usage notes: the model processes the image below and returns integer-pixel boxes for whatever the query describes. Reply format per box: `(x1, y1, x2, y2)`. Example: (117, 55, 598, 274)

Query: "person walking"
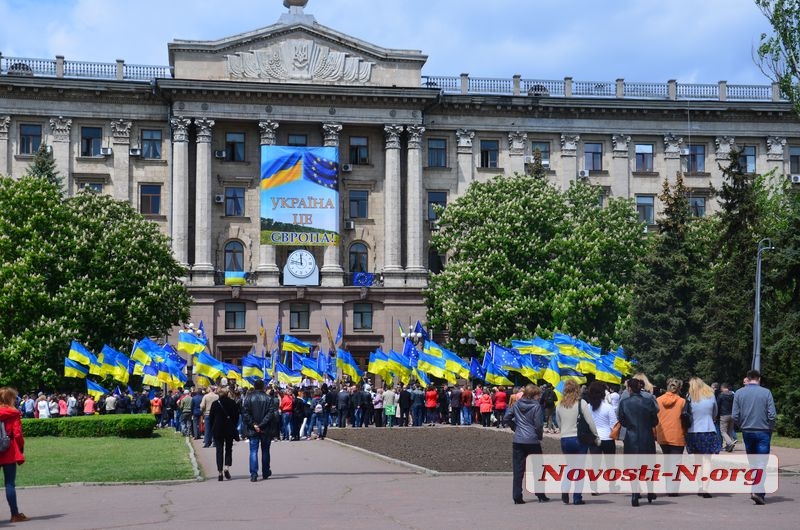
(241, 379, 278, 482)
(732, 369, 776, 505)
(618, 378, 659, 507)
(717, 383, 737, 452)
(655, 378, 685, 497)
(556, 380, 599, 505)
(477, 390, 493, 427)
(504, 384, 549, 504)
(0, 387, 28, 523)
(200, 386, 219, 448)
(685, 376, 721, 498)
(209, 387, 240, 481)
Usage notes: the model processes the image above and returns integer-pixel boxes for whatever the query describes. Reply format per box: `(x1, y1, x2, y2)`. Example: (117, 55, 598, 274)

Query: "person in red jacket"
(494, 387, 508, 428)
(0, 387, 27, 523)
(477, 391, 493, 427)
(424, 386, 439, 425)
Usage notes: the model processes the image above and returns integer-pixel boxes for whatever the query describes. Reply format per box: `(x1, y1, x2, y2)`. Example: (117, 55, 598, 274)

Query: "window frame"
(427, 191, 448, 220)
(225, 132, 245, 162)
(686, 144, 706, 173)
(349, 242, 369, 273)
(224, 240, 245, 272)
(141, 129, 162, 160)
(790, 146, 800, 174)
(80, 126, 103, 157)
(348, 189, 368, 219)
(139, 184, 162, 215)
(739, 145, 756, 174)
(353, 303, 373, 330)
(636, 195, 655, 225)
(427, 138, 447, 168)
(531, 141, 551, 167)
(224, 302, 246, 330)
(224, 187, 246, 217)
(479, 140, 499, 168)
(287, 134, 308, 147)
(584, 142, 603, 171)
(689, 196, 706, 218)
(289, 303, 310, 331)
(348, 136, 369, 165)
(634, 143, 654, 172)
(19, 124, 42, 155)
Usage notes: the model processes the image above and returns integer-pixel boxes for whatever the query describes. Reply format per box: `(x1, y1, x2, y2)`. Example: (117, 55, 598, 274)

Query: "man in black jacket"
(398, 385, 412, 426)
(241, 379, 279, 482)
(336, 386, 350, 428)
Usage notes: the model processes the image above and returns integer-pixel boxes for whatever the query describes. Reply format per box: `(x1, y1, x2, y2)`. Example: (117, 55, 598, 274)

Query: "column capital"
(384, 124, 403, 150)
(259, 120, 280, 145)
(612, 133, 631, 158)
(194, 118, 215, 143)
(456, 128, 474, 155)
(407, 125, 425, 149)
(0, 116, 10, 140)
(664, 133, 684, 159)
(322, 122, 342, 147)
(766, 135, 786, 161)
(110, 118, 132, 144)
(49, 116, 72, 143)
(170, 117, 192, 143)
(715, 135, 736, 160)
(508, 131, 528, 155)
(560, 133, 579, 156)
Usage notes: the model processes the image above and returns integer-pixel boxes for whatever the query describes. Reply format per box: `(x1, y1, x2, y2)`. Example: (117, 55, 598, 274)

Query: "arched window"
(224, 241, 244, 271)
(349, 242, 368, 273)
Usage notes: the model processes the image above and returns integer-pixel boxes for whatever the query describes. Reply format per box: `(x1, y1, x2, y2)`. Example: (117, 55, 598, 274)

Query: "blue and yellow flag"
(258, 318, 267, 347)
(336, 348, 363, 383)
(469, 357, 486, 381)
(334, 322, 343, 346)
(178, 331, 206, 355)
(224, 271, 247, 286)
(68, 340, 95, 366)
(131, 337, 165, 365)
(141, 363, 161, 387)
(368, 348, 389, 379)
(512, 337, 559, 356)
(260, 150, 304, 191)
(99, 345, 130, 384)
(282, 335, 311, 354)
(64, 358, 89, 378)
(416, 350, 451, 381)
(387, 349, 412, 385)
(484, 360, 514, 386)
(193, 351, 224, 380)
(86, 379, 109, 400)
(489, 342, 521, 371)
(274, 361, 302, 386)
(542, 355, 561, 387)
(242, 354, 265, 379)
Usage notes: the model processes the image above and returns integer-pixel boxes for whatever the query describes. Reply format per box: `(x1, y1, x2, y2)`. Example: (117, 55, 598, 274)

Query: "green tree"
(424, 173, 645, 350)
(26, 143, 62, 189)
(626, 173, 715, 385)
(0, 176, 192, 390)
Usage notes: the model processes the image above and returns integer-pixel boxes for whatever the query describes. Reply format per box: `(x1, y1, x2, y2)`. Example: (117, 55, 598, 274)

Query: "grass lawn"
(772, 435, 800, 449)
(17, 429, 195, 487)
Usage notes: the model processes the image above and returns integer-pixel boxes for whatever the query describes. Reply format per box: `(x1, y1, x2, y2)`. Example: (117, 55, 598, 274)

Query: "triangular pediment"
(168, 17, 427, 88)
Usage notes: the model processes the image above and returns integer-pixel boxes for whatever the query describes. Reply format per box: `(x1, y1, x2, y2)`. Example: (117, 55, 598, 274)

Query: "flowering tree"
(0, 176, 191, 390)
(425, 173, 646, 350)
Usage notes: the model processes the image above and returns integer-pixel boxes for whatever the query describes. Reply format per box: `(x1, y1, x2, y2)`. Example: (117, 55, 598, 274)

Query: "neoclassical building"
(2, 1, 799, 369)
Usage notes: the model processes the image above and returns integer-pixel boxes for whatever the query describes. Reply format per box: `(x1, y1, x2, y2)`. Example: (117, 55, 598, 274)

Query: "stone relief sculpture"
(766, 135, 786, 161)
(664, 133, 683, 159)
(226, 38, 373, 83)
(715, 135, 736, 160)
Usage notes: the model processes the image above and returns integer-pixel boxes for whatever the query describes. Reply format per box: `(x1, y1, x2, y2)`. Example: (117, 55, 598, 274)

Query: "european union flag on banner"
(490, 342, 521, 371)
(469, 357, 486, 380)
(414, 321, 429, 342)
(353, 272, 374, 286)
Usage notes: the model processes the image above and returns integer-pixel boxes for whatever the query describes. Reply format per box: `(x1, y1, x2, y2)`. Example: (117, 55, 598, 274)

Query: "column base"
(255, 270, 281, 287)
(404, 268, 429, 288)
(382, 270, 406, 288)
(190, 268, 215, 287)
(320, 267, 344, 287)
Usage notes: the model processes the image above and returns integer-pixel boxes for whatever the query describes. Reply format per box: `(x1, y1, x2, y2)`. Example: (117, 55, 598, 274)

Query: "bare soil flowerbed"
(326, 425, 562, 473)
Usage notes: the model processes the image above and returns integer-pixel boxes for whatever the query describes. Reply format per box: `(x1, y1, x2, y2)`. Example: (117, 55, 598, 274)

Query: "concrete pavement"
(10, 429, 800, 530)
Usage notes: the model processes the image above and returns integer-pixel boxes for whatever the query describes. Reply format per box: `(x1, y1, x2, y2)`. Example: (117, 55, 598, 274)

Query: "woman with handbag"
(587, 382, 617, 495)
(685, 376, 721, 498)
(209, 387, 240, 481)
(0, 387, 28, 522)
(618, 378, 659, 506)
(556, 380, 599, 505)
(504, 384, 550, 504)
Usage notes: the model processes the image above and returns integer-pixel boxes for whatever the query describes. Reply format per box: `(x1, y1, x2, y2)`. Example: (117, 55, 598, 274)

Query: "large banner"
(260, 146, 339, 246)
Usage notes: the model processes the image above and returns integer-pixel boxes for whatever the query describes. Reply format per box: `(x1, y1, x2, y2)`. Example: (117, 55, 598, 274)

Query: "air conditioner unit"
(542, 160, 550, 168)
(341, 163, 353, 173)
(128, 148, 142, 157)
(344, 219, 355, 230)
(680, 148, 690, 156)
(429, 219, 440, 231)
(578, 169, 590, 178)
(214, 194, 224, 204)
(214, 149, 227, 159)
(100, 147, 113, 156)
(523, 155, 536, 164)
(791, 174, 800, 184)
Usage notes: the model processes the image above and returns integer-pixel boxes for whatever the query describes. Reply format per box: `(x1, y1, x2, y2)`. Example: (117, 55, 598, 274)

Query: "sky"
(0, 0, 778, 85)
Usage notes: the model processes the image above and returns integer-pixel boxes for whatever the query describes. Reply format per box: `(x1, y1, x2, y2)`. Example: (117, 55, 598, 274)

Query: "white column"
(192, 117, 215, 285)
(110, 119, 132, 203)
(382, 124, 404, 287)
(560, 133, 580, 190)
(456, 128, 474, 195)
(170, 117, 191, 269)
(48, 116, 73, 195)
(406, 125, 427, 287)
(507, 131, 527, 175)
(321, 122, 344, 287)
(256, 120, 280, 287)
(610, 134, 630, 198)
(663, 134, 683, 181)
(0, 116, 10, 176)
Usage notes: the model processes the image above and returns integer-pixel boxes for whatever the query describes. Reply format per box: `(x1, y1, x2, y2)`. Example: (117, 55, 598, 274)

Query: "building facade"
(2, 2, 799, 370)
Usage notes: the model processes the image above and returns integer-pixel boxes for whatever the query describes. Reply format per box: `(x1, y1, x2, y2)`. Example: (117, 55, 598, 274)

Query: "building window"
(225, 132, 245, 162)
(790, 147, 800, 174)
(685, 144, 705, 173)
(349, 136, 369, 165)
(225, 241, 244, 272)
(78, 181, 103, 193)
(81, 127, 103, 157)
(427, 191, 447, 220)
(584, 142, 603, 171)
(19, 124, 42, 155)
(428, 138, 447, 167)
(225, 302, 246, 330)
(141, 129, 162, 159)
(353, 303, 373, 330)
(531, 141, 550, 167)
(349, 190, 368, 219)
(349, 242, 368, 273)
(287, 134, 307, 147)
(689, 197, 706, 218)
(635, 143, 654, 172)
(428, 248, 444, 274)
(225, 187, 245, 217)
(290, 303, 310, 330)
(480, 140, 499, 168)
(739, 145, 756, 174)
(139, 184, 161, 215)
(636, 195, 655, 225)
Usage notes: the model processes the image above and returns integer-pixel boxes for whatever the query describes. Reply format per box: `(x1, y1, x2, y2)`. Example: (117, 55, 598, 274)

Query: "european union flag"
(490, 342, 521, 371)
(469, 357, 486, 381)
(352, 272, 374, 287)
(304, 151, 339, 191)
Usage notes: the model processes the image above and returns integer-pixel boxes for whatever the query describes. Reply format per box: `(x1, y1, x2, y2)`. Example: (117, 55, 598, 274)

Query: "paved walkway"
(10, 430, 800, 529)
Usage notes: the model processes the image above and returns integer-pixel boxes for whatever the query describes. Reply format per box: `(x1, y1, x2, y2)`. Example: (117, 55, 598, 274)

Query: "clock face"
(287, 249, 316, 278)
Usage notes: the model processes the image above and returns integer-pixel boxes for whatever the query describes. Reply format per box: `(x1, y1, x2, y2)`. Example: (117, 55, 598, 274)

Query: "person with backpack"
(0, 387, 28, 523)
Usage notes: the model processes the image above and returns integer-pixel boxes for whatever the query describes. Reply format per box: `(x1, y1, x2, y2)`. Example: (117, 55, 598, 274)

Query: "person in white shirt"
(36, 394, 50, 418)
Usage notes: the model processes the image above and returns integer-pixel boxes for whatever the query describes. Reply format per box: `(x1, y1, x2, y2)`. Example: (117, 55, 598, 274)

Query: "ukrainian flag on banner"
(64, 358, 88, 379)
(260, 149, 304, 190)
(336, 348, 363, 383)
(224, 271, 247, 285)
(86, 379, 109, 400)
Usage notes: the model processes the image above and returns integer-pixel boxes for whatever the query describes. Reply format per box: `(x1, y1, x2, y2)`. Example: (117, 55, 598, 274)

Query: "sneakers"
(751, 494, 766, 505)
(10, 513, 29, 522)
(250, 475, 258, 482)
(262, 470, 272, 480)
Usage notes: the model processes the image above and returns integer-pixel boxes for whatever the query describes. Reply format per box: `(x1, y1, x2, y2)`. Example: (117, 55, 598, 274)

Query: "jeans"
(560, 436, 589, 502)
(281, 412, 292, 440)
(411, 404, 423, 426)
(2, 463, 18, 516)
(192, 414, 202, 439)
(248, 432, 272, 479)
(461, 406, 472, 425)
(173, 410, 182, 432)
(450, 406, 461, 426)
(354, 407, 364, 428)
(181, 413, 192, 436)
(310, 413, 326, 437)
(742, 430, 771, 498)
(203, 415, 213, 446)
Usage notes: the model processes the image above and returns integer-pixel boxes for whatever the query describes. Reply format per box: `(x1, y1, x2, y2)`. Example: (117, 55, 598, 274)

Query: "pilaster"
(766, 135, 787, 174)
(507, 131, 527, 175)
(456, 128, 475, 195)
(256, 120, 280, 286)
(49, 116, 73, 195)
(110, 119, 132, 202)
(170, 116, 191, 269)
(664, 133, 683, 180)
(193, 117, 215, 285)
(406, 125, 427, 286)
(382, 124, 404, 287)
(0, 116, 10, 176)
(320, 122, 344, 287)
(611, 134, 630, 197)
(560, 133, 579, 190)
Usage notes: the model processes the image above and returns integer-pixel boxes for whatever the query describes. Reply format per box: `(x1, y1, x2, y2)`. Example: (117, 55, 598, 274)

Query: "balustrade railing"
(0, 53, 170, 81)
(64, 60, 116, 79)
(624, 82, 669, 99)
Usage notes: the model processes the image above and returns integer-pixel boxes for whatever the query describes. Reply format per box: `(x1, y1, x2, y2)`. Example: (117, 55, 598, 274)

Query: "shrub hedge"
(21, 415, 156, 438)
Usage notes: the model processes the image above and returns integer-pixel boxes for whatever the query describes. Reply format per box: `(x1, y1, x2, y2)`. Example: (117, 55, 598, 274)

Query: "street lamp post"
(752, 238, 774, 372)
